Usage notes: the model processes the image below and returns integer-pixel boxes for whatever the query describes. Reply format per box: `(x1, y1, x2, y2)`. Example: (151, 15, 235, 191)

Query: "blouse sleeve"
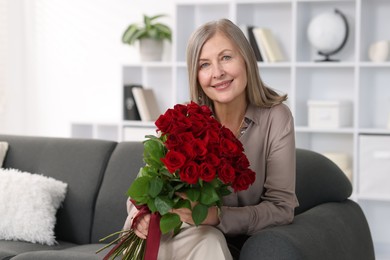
(123, 199, 139, 231)
(217, 104, 298, 236)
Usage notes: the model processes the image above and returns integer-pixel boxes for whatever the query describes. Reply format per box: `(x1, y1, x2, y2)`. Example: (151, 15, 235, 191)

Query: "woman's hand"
(133, 213, 151, 239)
(171, 192, 220, 226)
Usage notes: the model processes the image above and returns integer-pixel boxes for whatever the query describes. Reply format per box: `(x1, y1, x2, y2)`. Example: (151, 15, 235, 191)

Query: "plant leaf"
(186, 188, 200, 202)
(160, 213, 181, 234)
(154, 196, 173, 215)
(174, 199, 191, 210)
(199, 183, 220, 206)
(192, 204, 208, 226)
(127, 176, 150, 200)
(217, 186, 232, 197)
(149, 177, 163, 198)
(143, 138, 165, 168)
(147, 198, 157, 213)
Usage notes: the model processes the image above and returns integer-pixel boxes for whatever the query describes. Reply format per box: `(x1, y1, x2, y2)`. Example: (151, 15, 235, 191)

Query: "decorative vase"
(139, 38, 164, 62)
(368, 40, 390, 62)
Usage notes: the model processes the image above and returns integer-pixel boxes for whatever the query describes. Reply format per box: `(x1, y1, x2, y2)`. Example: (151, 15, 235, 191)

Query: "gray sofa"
(0, 134, 375, 260)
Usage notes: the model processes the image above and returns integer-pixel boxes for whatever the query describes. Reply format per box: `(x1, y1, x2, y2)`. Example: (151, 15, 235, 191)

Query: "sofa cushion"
(0, 240, 76, 259)
(91, 141, 144, 243)
(0, 135, 117, 244)
(10, 244, 114, 260)
(295, 148, 353, 215)
(0, 168, 67, 245)
(0, 141, 8, 167)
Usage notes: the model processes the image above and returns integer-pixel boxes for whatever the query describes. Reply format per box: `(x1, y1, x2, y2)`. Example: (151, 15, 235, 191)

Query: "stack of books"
(123, 84, 161, 122)
(240, 25, 285, 63)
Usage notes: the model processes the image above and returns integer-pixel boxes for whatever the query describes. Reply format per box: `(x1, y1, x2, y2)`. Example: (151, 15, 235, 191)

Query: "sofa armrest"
(240, 200, 375, 260)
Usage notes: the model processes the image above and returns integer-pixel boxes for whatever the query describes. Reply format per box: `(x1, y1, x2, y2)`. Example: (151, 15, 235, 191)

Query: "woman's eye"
(222, 55, 232, 61)
(199, 63, 209, 69)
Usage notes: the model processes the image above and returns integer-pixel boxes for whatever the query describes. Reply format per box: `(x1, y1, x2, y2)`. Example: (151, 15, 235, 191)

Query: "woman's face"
(197, 31, 247, 106)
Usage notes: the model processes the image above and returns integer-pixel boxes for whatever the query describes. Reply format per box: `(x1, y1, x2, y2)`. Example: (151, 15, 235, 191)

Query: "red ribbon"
(131, 200, 161, 260)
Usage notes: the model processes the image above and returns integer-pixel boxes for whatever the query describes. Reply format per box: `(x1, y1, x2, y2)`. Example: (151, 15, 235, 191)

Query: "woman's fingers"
(172, 207, 194, 225)
(134, 214, 151, 239)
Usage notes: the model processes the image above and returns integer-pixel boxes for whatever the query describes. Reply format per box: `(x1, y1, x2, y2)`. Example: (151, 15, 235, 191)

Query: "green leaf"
(149, 177, 163, 198)
(174, 199, 191, 210)
(173, 222, 182, 236)
(140, 165, 157, 178)
(186, 188, 200, 202)
(127, 176, 150, 200)
(173, 182, 186, 191)
(143, 138, 165, 168)
(160, 213, 181, 234)
(147, 199, 157, 213)
(217, 186, 232, 197)
(192, 204, 208, 226)
(199, 183, 220, 206)
(154, 196, 173, 215)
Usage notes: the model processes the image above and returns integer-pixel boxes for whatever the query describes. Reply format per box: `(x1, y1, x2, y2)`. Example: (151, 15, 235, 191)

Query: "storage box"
(359, 135, 390, 196)
(307, 100, 352, 128)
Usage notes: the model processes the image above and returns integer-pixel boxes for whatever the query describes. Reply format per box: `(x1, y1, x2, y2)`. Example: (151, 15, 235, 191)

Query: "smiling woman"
(123, 18, 298, 260)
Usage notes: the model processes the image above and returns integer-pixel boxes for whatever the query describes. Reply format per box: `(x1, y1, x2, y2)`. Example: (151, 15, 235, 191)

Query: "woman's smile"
(212, 79, 233, 90)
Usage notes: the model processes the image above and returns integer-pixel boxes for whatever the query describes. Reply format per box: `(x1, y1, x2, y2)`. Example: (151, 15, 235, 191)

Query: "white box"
(359, 135, 390, 196)
(307, 100, 352, 128)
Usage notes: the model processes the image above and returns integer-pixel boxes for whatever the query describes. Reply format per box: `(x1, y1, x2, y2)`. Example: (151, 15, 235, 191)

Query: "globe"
(307, 9, 349, 61)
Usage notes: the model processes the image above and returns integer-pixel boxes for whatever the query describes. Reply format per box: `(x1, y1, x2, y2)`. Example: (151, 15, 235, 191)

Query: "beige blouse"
(123, 103, 298, 237)
(217, 103, 299, 236)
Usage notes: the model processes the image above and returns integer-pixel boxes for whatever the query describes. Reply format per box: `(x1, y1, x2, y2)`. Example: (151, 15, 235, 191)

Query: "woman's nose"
(212, 64, 225, 78)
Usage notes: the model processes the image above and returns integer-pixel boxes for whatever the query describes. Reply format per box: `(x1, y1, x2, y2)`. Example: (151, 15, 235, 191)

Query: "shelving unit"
(71, 0, 390, 257)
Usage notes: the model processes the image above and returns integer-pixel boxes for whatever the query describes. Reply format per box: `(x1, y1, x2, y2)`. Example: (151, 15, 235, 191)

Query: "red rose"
(236, 153, 250, 169)
(173, 103, 188, 116)
(155, 109, 175, 133)
(218, 160, 236, 184)
(161, 150, 187, 173)
(187, 101, 203, 115)
(170, 113, 192, 134)
(220, 137, 241, 157)
(192, 139, 208, 159)
(179, 161, 200, 184)
(176, 143, 197, 161)
(203, 128, 220, 146)
(178, 132, 195, 143)
(232, 168, 256, 192)
(165, 133, 183, 150)
(200, 163, 216, 182)
(188, 116, 207, 138)
(221, 127, 244, 151)
(205, 153, 221, 167)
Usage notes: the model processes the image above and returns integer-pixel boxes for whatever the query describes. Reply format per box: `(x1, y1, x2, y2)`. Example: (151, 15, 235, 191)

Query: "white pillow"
(0, 168, 68, 245)
(0, 142, 8, 167)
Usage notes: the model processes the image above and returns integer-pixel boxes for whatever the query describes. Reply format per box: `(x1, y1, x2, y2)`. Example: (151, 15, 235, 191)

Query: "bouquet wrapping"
(98, 102, 255, 260)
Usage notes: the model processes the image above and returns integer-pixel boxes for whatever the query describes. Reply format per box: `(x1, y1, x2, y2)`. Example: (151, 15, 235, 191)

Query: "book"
(132, 87, 161, 122)
(252, 27, 285, 62)
(240, 25, 262, 62)
(247, 26, 263, 62)
(252, 27, 269, 62)
(123, 84, 142, 120)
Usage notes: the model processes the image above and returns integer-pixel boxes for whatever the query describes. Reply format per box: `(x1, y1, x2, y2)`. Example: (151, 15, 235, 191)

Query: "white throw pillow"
(0, 142, 8, 167)
(0, 168, 68, 245)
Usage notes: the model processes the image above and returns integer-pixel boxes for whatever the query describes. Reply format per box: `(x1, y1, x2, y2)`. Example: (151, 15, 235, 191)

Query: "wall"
(1, 0, 173, 137)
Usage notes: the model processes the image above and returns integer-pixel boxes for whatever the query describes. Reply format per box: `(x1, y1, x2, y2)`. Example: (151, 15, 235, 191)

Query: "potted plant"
(122, 14, 172, 62)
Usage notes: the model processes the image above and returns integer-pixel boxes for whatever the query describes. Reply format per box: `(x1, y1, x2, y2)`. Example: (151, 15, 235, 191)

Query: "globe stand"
(316, 52, 340, 62)
(309, 9, 349, 62)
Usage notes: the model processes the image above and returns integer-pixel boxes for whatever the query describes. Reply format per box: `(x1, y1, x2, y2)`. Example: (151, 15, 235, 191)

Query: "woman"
(124, 18, 298, 259)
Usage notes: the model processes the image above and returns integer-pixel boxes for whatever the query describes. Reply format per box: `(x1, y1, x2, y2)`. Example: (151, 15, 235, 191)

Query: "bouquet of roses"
(97, 101, 255, 260)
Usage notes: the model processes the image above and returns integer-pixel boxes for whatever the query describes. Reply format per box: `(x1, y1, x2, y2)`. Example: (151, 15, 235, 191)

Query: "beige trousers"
(157, 223, 233, 260)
